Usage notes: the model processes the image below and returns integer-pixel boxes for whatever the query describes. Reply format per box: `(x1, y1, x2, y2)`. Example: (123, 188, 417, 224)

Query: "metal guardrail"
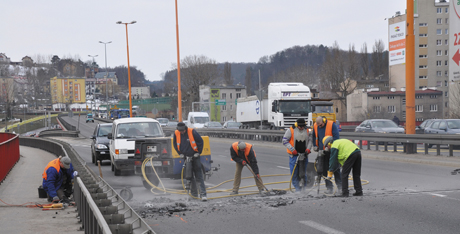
(0, 133, 20, 183)
(19, 137, 156, 234)
(58, 114, 77, 131)
(38, 129, 79, 138)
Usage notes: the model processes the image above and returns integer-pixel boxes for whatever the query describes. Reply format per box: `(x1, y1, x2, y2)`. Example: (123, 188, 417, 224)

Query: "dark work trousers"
(190, 157, 207, 197)
(322, 151, 342, 190)
(341, 151, 362, 195)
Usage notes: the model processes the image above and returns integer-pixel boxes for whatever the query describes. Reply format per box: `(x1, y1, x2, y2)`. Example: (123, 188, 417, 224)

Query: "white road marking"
(406, 189, 447, 197)
(277, 166, 290, 170)
(299, 220, 345, 234)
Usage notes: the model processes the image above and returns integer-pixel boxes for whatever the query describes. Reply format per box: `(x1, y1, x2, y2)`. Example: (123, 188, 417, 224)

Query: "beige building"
(389, 0, 450, 119)
(131, 86, 150, 99)
(347, 88, 443, 122)
(199, 84, 247, 123)
(50, 77, 86, 104)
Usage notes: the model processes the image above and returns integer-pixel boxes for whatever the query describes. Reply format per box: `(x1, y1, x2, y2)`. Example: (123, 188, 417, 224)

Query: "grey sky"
(2, 0, 406, 81)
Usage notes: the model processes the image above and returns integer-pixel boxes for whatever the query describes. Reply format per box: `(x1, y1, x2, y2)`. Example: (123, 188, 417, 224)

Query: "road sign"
(215, 99, 226, 105)
(450, 0, 460, 81)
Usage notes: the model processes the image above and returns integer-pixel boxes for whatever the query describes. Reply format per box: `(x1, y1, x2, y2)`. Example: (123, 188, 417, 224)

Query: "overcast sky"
(2, 0, 407, 81)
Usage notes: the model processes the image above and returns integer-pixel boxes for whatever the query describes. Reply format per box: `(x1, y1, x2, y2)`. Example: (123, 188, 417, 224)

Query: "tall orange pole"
(175, 0, 182, 122)
(125, 23, 133, 118)
(405, 0, 415, 134)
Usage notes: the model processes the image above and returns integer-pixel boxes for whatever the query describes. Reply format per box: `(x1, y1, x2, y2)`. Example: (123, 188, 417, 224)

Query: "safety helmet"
(322, 136, 333, 148)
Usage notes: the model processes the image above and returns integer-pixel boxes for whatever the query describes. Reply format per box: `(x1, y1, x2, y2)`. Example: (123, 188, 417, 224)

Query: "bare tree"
(360, 43, 369, 79)
(244, 66, 252, 96)
(223, 62, 233, 85)
(371, 39, 386, 79)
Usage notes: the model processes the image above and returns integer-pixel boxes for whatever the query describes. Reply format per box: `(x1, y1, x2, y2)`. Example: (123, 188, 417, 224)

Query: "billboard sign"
(450, 1, 460, 81)
(389, 21, 406, 66)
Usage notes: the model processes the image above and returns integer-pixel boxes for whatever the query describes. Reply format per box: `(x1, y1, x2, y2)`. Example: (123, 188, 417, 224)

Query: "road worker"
(42, 156, 75, 203)
(229, 141, 264, 195)
(173, 122, 207, 201)
(312, 116, 342, 194)
(282, 118, 312, 192)
(323, 136, 363, 197)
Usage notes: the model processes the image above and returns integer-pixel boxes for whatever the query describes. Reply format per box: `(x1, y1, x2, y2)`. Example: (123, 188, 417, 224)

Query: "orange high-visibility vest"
(231, 142, 254, 164)
(42, 158, 61, 180)
(175, 128, 198, 152)
(314, 120, 333, 149)
(286, 127, 309, 154)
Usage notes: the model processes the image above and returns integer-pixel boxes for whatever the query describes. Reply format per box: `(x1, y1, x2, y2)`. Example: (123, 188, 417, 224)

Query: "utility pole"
(259, 70, 262, 130)
(88, 55, 98, 115)
(405, 0, 416, 153)
(99, 41, 112, 116)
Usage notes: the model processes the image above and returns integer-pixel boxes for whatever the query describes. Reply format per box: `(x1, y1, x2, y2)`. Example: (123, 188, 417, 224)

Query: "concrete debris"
(451, 168, 460, 175)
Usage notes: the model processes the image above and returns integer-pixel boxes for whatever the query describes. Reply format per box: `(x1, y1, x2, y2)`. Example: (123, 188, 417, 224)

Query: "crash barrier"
(19, 137, 156, 234)
(94, 117, 113, 123)
(0, 133, 20, 183)
(188, 129, 460, 157)
(58, 114, 77, 131)
(38, 129, 79, 138)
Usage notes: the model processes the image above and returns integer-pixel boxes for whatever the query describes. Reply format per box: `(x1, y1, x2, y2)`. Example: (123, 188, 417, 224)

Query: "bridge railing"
(0, 133, 20, 183)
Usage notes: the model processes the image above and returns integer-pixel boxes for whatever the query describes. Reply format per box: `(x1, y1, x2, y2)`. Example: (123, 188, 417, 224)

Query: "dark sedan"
(91, 123, 113, 165)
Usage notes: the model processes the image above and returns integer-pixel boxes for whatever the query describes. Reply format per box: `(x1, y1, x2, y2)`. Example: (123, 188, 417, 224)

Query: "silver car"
(355, 119, 404, 134)
(424, 119, 460, 135)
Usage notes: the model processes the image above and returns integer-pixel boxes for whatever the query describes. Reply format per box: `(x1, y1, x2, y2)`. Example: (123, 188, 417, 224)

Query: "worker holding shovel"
(229, 141, 264, 195)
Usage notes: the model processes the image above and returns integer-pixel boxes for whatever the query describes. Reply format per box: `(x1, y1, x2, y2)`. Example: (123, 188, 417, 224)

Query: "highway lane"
(56, 116, 460, 234)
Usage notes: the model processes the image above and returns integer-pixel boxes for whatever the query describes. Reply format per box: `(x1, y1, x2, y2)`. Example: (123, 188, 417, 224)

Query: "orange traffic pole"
(405, 0, 415, 135)
(175, 0, 182, 122)
(125, 23, 133, 118)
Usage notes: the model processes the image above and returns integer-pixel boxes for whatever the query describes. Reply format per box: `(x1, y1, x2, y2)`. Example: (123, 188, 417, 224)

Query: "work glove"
(241, 161, 247, 166)
(52, 196, 60, 203)
(305, 149, 311, 154)
(73, 171, 78, 177)
(313, 146, 318, 152)
(256, 174, 261, 179)
(180, 154, 185, 159)
(326, 171, 334, 180)
(291, 150, 298, 156)
(193, 153, 200, 158)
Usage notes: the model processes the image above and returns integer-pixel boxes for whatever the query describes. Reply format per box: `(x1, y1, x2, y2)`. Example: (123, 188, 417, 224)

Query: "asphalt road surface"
(58, 116, 460, 234)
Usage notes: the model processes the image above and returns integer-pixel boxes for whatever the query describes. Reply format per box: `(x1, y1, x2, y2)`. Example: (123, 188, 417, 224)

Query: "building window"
(445, 60, 448, 66)
(444, 91, 448, 97)
(430, 105, 438, 112)
(230, 105, 233, 110)
(416, 95, 423, 99)
(446, 29, 449, 35)
(445, 80, 448, 86)
(419, 23, 427, 26)
(419, 86, 427, 89)
(388, 96, 395, 99)
(446, 8, 449, 13)
(437, 8, 442, 13)
(373, 96, 380, 100)
(437, 29, 442, 35)
(222, 93, 226, 99)
(415, 105, 423, 112)
(373, 106, 381, 113)
(236, 88, 241, 91)
(419, 55, 427, 58)
(437, 18, 442, 24)
(222, 116, 227, 122)
(445, 71, 448, 77)
(437, 50, 442, 56)
(419, 65, 427, 68)
(419, 44, 427, 47)
(419, 76, 427, 79)
(419, 34, 428, 37)
(437, 61, 442, 66)
(222, 105, 227, 111)
(446, 18, 449, 24)
(445, 50, 449, 56)
(437, 81, 442, 87)
(388, 106, 396, 113)
(430, 95, 438, 99)
(446, 102, 448, 107)
(402, 98, 406, 105)
(236, 93, 241, 99)
(437, 40, 442, 45)
(437, 71, 442, 76)
(445, 39, 448, 45)
(230, 93, 233, 99)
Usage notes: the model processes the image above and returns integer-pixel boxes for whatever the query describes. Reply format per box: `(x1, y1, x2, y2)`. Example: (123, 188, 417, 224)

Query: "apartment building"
(50, 77, 86, 104)
(199, 84, 247, 123)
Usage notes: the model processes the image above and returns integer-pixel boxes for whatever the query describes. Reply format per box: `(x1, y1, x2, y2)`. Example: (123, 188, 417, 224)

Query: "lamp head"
(116, 21, 122, 24)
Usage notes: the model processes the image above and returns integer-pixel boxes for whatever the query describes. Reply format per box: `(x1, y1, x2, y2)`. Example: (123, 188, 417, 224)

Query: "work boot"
(259, 189, 265, 195)
(201, 196, 207, 202)
(353, 191, 363, 196)
(229, 191, 238, 195)
(324, 188, 334, 195)
(341, 193, 349, 197)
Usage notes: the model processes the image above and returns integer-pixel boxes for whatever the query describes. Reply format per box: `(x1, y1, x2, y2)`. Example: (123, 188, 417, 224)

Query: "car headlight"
(96, 144, 107, 149)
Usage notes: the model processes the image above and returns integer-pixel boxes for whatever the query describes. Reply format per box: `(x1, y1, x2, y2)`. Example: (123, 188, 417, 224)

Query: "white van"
(107, 117, 164, 176)
(187, 112, 210, 128)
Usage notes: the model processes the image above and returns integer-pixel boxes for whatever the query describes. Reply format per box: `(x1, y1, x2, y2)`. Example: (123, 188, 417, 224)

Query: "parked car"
(91, 123, 113, 165)
(355, 119, 404, 134)
(223, 121, 242, 129)
(424, 119, 460, 148)
(204, 121, 223, 129)
(415, 119, 435, 134)
(156, 118, 169, 127)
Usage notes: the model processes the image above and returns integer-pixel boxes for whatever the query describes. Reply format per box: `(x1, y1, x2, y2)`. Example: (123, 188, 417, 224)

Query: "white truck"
(236, 82, 312, 129)
(187, 112, 210, 129)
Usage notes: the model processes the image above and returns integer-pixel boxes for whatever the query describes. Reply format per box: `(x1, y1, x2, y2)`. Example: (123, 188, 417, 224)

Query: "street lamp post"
(99, 41, 112, 117)
(88, 54, 98, 113)
(116, 20, 136, 117)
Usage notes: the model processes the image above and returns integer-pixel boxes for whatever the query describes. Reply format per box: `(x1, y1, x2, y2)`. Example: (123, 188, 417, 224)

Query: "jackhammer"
(183, 156, 193, 194)
(315, 150, 324, 195)
(297, 153, 307, 191)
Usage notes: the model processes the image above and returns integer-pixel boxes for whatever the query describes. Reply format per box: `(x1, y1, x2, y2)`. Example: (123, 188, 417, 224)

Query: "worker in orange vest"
(42, 156, 75, 203)
(229, 141, 264, 195)
(173, 122, 207, 201)
(312, 116, 342, 194)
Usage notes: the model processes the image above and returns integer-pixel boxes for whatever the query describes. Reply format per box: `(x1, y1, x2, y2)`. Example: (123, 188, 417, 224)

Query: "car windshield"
(313, 105, 333, 113)
(228, 122, 242, 128)
(447, 120, 460, 129)
(87, 114, 93, 118)
(98, 125, 112, 137)
(372, 120, 398, 128)
(209, 122, 222, 127)
(158, 118, 168, 124)
(279, 101, 311, 114)
(116, 122, 163, 138)
(194, 117, 209, 124)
